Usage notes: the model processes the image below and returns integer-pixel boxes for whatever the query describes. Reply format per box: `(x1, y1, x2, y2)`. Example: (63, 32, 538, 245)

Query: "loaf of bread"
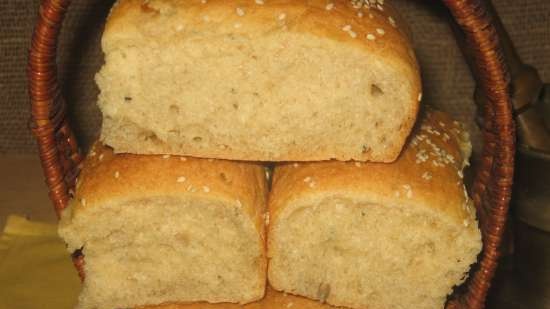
(139, 286, 342, 309)
(267, 110, 482, 309)
(58, 143, 268, 309)
(96, 0, 421, 162)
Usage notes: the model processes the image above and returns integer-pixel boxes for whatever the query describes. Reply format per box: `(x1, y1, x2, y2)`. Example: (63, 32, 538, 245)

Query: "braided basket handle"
(27, 0, 515, 308)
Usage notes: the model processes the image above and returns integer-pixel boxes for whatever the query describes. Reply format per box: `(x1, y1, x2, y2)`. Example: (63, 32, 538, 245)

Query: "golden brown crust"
(268, 109, 476, 229)
(102, 0, 421, 162)
(138, 286, 341, 309)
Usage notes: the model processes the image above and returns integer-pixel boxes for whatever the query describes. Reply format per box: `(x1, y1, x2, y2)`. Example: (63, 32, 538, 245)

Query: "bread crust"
(99, 0, 421, 162)
(268, 109, 476, 229)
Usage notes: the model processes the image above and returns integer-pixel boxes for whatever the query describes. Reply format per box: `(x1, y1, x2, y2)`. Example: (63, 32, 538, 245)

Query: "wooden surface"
(0, 155, 56, 229)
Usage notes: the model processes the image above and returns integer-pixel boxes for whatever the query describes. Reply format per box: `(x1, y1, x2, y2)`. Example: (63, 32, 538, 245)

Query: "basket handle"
(27, 0, 515, 307)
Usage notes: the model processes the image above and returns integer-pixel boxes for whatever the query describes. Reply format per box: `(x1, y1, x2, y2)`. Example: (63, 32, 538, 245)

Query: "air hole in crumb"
(232, 103, 239, 110)
(362, 145, 371, 154)
(370, 84, 384, 97)
(220, 172, 231, 184)
(169, 105, 179, 114)
(379, 135, 387, 143)
(124, 96, 132, 102)
(230, 88, 237, 94)
(193, 136, 202, 142)
(374, 121, 380, 128)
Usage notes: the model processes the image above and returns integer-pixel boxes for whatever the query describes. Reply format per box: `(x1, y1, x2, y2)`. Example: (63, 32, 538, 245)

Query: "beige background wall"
(1, 0, 549, 154)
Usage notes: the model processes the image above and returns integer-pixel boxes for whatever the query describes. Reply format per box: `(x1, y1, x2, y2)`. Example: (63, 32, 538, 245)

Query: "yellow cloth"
(0, 215, 80, 309)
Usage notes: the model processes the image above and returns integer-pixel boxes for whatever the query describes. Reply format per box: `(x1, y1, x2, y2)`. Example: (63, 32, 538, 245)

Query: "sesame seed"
(325, 3, 334, 10)
(389, 16, 396, 27)
(376, 28, 385, 35)
(203, 186, 210, 193)
(81, 198, 87, 206)
(177, 176, 187, 183)
(180, 157, 187, 161)
(303, 176, 312, 182)
(342, 24, 352, 32)
(90, 151, 96, 157)
(293, 163, 299, 168)
(458, 170, 464, 178)
(207, 158, 213, 162)
(255, 0, 264, 4)
(309, 181, 316, 188)
(98, 154, 104, 161)
(439, 121, 446, 127)
(357, 11, 364, 18)
(369, 13, 374, 19)
(443, 133, 451, 142)
(236, 7, 245, 16)
(114, 171, 120, 178)
(378, 0, 384, 4)
(349, 30, 357, 38)
(376, 4, 383, 11)
(366, 33, 376, 40)
(264, 212, 270, 225)
(278, 13, 287, 20)
(234, 22, 242, 28)
(422, 171, 432, 180)
(236, 200, 242, 208)
(162, 154, 170, 159)
(418, 92, 423, 101)
(355, 162, 362, 167)
(200, 0, 206, 3)
(287, 302, 294, 308)
(463, 219, 469, 227)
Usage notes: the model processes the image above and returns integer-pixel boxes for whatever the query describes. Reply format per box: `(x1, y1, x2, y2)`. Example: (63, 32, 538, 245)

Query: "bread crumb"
(203, 186, 210, 193)
(177, 176, 186, 183)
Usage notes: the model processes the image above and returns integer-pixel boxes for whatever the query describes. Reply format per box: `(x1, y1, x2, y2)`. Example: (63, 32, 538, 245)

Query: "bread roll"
(58, 143, 268, 309)
(138, 286, 342, 309)
(96, 0, 421, 162)
(267, 110, 482, 309)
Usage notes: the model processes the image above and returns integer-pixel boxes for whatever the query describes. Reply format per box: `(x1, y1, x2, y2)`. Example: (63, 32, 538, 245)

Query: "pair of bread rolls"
(59, 111, 481, 309)
(58, 0, 482, 309)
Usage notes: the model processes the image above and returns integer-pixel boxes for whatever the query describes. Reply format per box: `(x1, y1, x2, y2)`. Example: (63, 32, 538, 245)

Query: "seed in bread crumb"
(177, 176, 186, 183)
(369, 13, 374, 19)
(264, 212, 270, 225)
(458, 170, 464, 179)
(90, 151, 96, 157)
(287, 302, 294, 308)
(463, 219, 469, 227)
(376, 4, 383, 11)
(200, 0, 207, 3)
(355, 162, 362, 167)
(325, 3, 334, 10)
(255, 0, 264, 4)
(98, 154, 104, 161)
(293, 163, 299, 168)
(357, 11, 364, 18)
(114, 171, 120, 178)
(81, 198, 87, 206)
(376, 28, 385, 35)
(236, 7, 245, 16)
(417, 92, 423, 101)
(303, 177, 312, 182)
(366, 33, 376, 41)
(203, 186, 210, 193)
(179, 157, 187, 161)
(278, 13, 287, 20)
(402, 184, 412, 198)
(162, 154, 170, 159)
(342, 24, 352, 32)
(309, 181, 316, 188)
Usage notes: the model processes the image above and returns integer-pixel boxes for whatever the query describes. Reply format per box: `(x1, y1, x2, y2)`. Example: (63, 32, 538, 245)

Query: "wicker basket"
(27, 0, 515, 308)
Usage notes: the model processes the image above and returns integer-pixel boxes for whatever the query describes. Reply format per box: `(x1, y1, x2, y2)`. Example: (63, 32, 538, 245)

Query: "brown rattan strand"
(27, 0, 515, 308)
